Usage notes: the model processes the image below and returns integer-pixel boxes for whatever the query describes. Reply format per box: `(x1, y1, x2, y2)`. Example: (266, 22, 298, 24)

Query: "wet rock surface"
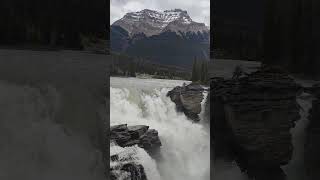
(167, 82, 205, 121)
(110, 124, 161, 154)
(211, 66, 302, 179)
(110, 163, 147, 180)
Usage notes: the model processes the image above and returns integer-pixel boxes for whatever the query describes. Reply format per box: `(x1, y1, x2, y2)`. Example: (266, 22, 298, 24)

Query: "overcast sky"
(110, 0, 210, 26)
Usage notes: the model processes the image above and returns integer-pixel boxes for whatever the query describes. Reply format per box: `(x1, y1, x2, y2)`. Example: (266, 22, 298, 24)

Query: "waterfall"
(282, 92, 315, 179)
(0, 81, 105, 180)
(110, 77, 210, 180)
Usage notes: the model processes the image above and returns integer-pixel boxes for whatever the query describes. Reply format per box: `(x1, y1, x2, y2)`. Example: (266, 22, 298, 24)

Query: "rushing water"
(110, 77, 210, 180)
(282, 78, 319, 179)
(282, 92, 315, 180)
(0, 81, 105, 180)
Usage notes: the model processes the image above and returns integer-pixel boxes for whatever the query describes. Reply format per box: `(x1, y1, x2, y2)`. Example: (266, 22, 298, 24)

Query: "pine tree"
(191, 57, 198, 82)
(203, 61, 208, 83)
(129, 61, 136, 77)
(200, 60, 205, 82)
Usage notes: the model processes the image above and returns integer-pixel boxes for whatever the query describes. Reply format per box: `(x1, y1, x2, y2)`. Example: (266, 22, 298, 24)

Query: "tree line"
(0, 0, 107, 49)
(110, 53, 191, 80)
(191, 57, 209, 84)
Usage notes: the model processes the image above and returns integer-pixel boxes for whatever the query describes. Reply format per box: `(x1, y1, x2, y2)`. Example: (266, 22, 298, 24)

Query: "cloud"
(110, 0, 210, 26)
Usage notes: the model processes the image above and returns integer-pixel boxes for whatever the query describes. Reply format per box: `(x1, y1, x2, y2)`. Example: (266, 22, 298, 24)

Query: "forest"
(110, 53, 190, 80)
(212, 0, 320, 79)
(0, 0, 107, 49)
(110, 53, 209, 83)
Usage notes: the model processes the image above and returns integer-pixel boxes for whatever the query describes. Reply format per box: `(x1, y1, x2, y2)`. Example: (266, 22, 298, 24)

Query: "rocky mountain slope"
(111, 9, 210, 67)
(113, 9, 209, 37)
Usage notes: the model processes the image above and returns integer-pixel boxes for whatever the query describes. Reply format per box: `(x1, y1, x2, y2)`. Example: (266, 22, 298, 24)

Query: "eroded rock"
(167, 83, 205, 121)
(110, 124, 161, 154)
(211, 66, 302, 179)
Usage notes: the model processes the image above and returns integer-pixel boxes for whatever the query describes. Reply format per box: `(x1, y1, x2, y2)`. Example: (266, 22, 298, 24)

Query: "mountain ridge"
(110, 8, 210, 68)
(113, 9, 209, 37)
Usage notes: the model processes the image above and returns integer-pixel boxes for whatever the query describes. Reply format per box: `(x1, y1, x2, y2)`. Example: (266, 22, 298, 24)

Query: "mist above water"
(0, 82, 105, 180)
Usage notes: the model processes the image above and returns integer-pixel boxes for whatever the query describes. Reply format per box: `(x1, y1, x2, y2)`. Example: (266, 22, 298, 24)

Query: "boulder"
(110, 163, 147, 180)
(110, 124, 161, 180)
(167, 83, 205, 121)
(139, 129, 162, 151)
(211, 66, 302, 179)
(121, 163, 147, 180)
(110, 124, 161, 154)
(128, 125, 149, 139)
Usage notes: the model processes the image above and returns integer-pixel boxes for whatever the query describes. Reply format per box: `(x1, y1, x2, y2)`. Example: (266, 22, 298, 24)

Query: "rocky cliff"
(211, 66, 302, 179)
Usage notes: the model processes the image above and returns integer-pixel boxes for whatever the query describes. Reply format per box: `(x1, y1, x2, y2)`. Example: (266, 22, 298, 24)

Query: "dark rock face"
(167, 83, 205, 121)
(110, 124, 161, 155)
(211, 66, 302, 179)
(110, 163, 147, 180)
(121, 164, 147, 180)
(305, 83, 320, 180)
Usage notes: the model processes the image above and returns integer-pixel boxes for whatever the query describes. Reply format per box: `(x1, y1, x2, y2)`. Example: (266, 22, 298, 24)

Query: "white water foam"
(282, 92, 315, 180)
(110, 143, 161, 180)
(199, 88, 209, 124)
(110, 77, 210, 180)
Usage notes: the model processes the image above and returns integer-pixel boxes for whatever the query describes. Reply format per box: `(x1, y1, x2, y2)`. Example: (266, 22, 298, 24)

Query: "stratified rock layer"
(211, 66, 301, 179)
(167, 83, 205, 121)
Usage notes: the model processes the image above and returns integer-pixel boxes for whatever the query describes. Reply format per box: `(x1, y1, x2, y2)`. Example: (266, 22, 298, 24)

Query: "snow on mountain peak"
(113, 9, 207, 36)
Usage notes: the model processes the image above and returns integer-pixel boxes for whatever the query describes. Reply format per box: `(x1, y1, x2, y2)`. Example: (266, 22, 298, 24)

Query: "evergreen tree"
(200, 60, 205, 82)
(129, 61, 136, 77)
(203, 61, 208, 83)
(191, 57, 199, 82)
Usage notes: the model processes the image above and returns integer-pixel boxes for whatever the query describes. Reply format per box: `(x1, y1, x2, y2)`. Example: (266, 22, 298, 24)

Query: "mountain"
(113, 9, 209, 37)
(111, 9, 210, 68)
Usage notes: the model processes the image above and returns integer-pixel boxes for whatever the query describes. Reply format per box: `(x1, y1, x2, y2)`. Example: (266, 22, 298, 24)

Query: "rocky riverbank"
(211, 66, 302, 179)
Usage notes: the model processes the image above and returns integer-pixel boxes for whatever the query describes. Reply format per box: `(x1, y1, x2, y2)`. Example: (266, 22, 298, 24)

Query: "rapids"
(110, 77, 210, 180)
